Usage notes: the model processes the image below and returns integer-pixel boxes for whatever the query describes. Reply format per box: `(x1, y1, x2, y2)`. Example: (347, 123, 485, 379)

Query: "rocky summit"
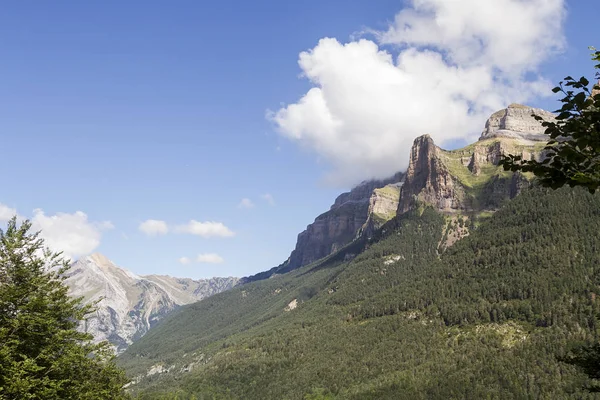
(64, 253, 238, 353)
(479, 103, 555, 141)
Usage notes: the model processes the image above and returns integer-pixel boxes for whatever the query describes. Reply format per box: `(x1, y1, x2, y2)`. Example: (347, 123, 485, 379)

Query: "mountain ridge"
(64, 253, 238, 353)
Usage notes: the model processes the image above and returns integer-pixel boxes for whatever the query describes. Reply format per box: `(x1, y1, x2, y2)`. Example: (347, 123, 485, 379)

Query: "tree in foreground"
(0, 217, 129, 399)
(501, 47, 600, 193)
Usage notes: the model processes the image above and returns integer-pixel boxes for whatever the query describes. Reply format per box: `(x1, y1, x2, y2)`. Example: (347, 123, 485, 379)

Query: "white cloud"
(269, 0, 565, 185)
(178, 256, 191, 265)
(196, 253, 224, 264)
(238, 198, 255, 209)
(175, 220, 235, 238)
(0, 203, 19, 222)
(0, 203, 111, 261)
(31, 209, 104, 260)
(261, 193, 275, 206)
(138, 219, 169, 236)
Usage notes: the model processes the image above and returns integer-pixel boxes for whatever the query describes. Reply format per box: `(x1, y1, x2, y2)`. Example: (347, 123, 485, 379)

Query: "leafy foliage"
(501, 48, 600, 193)
(121, 187, 600, 399)
(0, 218, 129, 399)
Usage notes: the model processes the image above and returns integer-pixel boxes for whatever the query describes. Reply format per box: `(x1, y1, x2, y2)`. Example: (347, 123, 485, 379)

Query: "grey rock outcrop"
(480, 103, 555, 141)
(285, 172, 404, 270)
(398, 135, 464, 214)
(65, 253, 238, 353)
(359, 182, 403, 237)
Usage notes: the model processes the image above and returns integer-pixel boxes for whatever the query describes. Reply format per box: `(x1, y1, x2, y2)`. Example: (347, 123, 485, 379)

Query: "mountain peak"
(88, 252, 113, 266)
(65, 255, 238, 353)
(480, 104, 555, 141)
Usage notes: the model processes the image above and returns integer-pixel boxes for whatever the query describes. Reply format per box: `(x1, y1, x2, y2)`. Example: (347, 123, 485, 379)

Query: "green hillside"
(120, 187, 600, 399)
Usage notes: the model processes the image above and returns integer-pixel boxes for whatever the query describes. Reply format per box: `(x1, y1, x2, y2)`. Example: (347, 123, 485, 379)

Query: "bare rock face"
(398, 118, 548, 216)
(64, 253, 238, 353)
(364, 184, 402, 230)
(480, 103, 555, 141)
(398, 135, 465, 214)
(285, 173, 404, 271)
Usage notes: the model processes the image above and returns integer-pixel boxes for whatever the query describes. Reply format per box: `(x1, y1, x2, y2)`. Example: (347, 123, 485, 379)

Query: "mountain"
(64, 253, 238, 353)
(242, 104, 552, 285)
(118, 104, 600, 398)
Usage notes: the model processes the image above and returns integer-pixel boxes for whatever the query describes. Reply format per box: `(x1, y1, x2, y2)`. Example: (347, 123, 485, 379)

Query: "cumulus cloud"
(138, 219, 169, 236)
(175, 220, 235, 238)
(178, 256, 191, 265)
(269, 0, 565, 185)
(31, 209, 106, 260)
(0, 203, 111, 261)
(261, 193, 275, 206)
(196, 253, 225, 264)
(238, 198, 255, 209)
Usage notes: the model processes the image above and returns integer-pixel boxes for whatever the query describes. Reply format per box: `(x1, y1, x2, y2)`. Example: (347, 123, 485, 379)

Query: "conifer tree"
(0, 217, 129, 399)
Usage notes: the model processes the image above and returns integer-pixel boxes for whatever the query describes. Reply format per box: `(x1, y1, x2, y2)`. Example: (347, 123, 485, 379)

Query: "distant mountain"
(64, 253, 237, 353)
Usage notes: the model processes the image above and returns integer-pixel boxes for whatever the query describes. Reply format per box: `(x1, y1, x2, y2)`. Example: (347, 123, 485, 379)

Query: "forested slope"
(120, 187, 600, 399)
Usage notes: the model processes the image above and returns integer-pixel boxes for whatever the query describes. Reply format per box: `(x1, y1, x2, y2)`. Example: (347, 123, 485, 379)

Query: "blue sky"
(0, 1, 597, 279)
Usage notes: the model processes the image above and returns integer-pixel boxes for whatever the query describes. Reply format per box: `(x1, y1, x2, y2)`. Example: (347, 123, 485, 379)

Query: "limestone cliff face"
(361, 183, 403, 236)
(65, 253, 238, 353)
(398, 135, 464, 214)
(398, 104, 551, 216)
(285, 173, 404, 270)
(480, 103, 555, 141)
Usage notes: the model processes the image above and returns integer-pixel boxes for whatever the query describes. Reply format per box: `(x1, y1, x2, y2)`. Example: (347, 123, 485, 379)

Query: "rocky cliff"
(286, 173, 404, 270)
(64, 253, 238, 353)
(398, 104, 553, 215)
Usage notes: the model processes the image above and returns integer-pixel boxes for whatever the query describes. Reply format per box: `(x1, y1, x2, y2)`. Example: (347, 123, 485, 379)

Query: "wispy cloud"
(175, 220, 235, 238)
(138, 219, 169, 236)
(196, 253, 225, 264)
(178, 256, 192, 265)
(96, 221, 115, 230)
(269, 0, 566, 185)
(261, 193, 275, 206)
(237, 198, 255, 209)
